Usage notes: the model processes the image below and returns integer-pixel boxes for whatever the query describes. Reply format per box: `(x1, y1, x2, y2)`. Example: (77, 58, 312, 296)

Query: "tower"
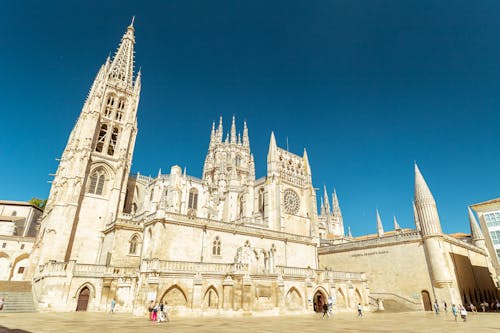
(376, 209, 384, 237)
(202, 116, 255, 222)
(31, 21, 141, 269)
(414, 164, 453, 289)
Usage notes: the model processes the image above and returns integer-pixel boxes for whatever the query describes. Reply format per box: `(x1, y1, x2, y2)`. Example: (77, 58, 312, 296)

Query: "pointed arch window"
(212, 236, 221, 256)
(107, 127, 119, 156)
(235, 154, 242, 167)
(188, 188, 198, 210)
(88, 168, 106, 195)
(104, 96, 115, 118)
(95, 124, 108, 153)
(129, 234, 140, 255)
(258, 188, 265, 213)
(115, 99, 125, 121)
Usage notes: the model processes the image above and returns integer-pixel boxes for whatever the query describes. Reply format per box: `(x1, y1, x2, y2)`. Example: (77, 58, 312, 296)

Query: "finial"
(130, 16, 135, 27)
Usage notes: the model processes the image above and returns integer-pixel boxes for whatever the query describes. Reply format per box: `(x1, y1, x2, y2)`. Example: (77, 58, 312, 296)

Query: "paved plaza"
(0, 311, 499, 333)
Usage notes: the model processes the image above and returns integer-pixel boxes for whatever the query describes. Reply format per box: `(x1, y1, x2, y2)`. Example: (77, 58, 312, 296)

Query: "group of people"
(432, 298, 500, 322)
(148, 301, 169, 323)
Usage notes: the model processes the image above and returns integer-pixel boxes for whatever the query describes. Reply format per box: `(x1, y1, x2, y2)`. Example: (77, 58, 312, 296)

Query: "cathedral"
(7, 21, 496, 315)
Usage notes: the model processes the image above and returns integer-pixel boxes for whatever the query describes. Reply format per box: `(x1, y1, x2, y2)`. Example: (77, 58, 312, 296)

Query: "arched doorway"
(336, 288, 346, 308)
(203, 286, 219, 309)
(313, 289, 327, 313)
(76, 287, 90, 311)
(285, 287, 303, 310)
(161, 285, 188, 310)
(421, 290, 432, 311)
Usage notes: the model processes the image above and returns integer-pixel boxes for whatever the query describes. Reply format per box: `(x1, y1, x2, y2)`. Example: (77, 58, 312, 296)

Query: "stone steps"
(0, 281, 36, 313)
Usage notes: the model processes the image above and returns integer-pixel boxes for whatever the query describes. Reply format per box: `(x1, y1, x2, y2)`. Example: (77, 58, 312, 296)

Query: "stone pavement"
(0, 311, 499, 333)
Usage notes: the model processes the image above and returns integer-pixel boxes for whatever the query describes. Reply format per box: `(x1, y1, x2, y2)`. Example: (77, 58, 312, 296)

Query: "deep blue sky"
(1, 1, 499, 236)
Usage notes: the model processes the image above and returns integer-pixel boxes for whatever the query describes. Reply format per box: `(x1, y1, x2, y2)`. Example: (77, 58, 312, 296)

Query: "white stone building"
(27, 21, 367, 314)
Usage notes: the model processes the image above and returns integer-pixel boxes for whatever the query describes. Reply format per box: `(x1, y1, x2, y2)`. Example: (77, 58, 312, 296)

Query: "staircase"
(0, 281, 36, 313)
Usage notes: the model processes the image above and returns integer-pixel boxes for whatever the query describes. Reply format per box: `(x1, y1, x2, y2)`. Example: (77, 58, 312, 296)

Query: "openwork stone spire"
(108, 19, 136, 87)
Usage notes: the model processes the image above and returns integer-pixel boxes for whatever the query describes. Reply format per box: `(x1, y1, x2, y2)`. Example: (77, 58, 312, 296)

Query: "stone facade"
(0, 201, 41, 281)
(318, 165, 500, 311)
(27, 22, 367, 315)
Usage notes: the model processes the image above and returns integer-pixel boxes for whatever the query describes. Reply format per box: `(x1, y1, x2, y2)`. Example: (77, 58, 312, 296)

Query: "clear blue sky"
(1, 1, 499, 236)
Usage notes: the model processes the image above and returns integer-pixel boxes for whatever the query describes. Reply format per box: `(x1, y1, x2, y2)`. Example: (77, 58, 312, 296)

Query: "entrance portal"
(421, 290, 432, 311)
(313, 290, 327, 313)
(76, 287, 90, 311)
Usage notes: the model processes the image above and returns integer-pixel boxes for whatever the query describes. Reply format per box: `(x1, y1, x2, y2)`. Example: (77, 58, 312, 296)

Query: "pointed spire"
(468, 207, 484, 241)
(134, 68, 142, 93)
(108, 21, 136, 87)
(412, 201, 421, 232)
(303, 148, 311, 175)
(320, 197, 325, 215)
(210, 121, 216, 146)
(225, 132, 229, 143)
(237, 133, 241, 145)
(414, 163, 443, 236)
(130, 16, 135, 27)
(393, 216, 401, 230)
(230, 115, 237, 143)
(332, 189, 344, 235)
(242, 120, 249, 147)
(183, 167, 187, 177)
(376, 209, 384, 237)
(216, 116, 223, 142)
(323, 185, 331, 214)
(348, 226, 352, 238)
(157, 168, 162, 178)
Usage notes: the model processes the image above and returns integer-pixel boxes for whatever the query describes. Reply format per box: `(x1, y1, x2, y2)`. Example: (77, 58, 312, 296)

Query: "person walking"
(433, 300, 440, 314)
(110, 299, 116, 313)
(357, 303, 363, 318)
(322, 303, 329, 319)
(148, 301, 154, 320)
(0, 297, 4, 311)
(459, 304, 467, 322)
(152, 302, 158, 322)
(451, 304, 458, 322)
(443, 301, 448, 313)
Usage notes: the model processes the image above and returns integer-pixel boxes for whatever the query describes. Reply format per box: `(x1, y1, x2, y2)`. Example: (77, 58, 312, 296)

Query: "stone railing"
(319, 231, 422, 253)
(140, 259, 248, 275)
(275, 266, 365, 281)
(36, 261, 138, 279)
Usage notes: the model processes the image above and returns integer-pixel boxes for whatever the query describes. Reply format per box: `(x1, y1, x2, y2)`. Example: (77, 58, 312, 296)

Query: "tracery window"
(107, 127, 119, 156)
(88, 168, 106, 195)
(212, 236, 221, 255)
(188, 188, 198, 210)
(129, 234, 139, 254)
(258, 188, 265, 213)
(104, 96, 115, 118)
(95, 124, 108, 152)
(115, 99, 125, 121)
(235, 154, 242, 167)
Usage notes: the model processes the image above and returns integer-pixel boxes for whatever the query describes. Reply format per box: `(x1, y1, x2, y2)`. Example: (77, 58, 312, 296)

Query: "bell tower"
(31, 20, 141, 269)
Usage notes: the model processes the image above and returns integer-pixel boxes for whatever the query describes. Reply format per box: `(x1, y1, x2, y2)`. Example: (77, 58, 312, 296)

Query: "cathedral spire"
(393, 216, 401, 230)
(230, 115, 237, 143)
(242, 120, 249, 148)
(376, 209, 384, 237)
(217, 116, 223, 142)
(323, 185, 331, 214)
(414, 163, 443, 236)
(209, 121, 216, 147)
(468, 207, 484, 242)
(303, 148, 311, 175)
(108, 21, 136, 87)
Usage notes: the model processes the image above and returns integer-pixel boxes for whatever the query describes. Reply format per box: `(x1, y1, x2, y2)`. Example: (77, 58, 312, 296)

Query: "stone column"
(305, 277, 313, 311)
(192, 272, 203, 310)
(222, 275, 234, 310)
(242, 274, 253, 311)
(276, 275, 285, 309)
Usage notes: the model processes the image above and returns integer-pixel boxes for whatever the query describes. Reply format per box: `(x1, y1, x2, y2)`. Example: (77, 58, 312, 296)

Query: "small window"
(20, 244, 25, 250)
(17, 267, 25, 274)
(258, 188, 265, 213)
(235, 155, 242, 167)
(188, 188, 198, 210)
(12, 211, 17, 217)
(212, 236, 221, 256)
(2, 243, 6, 248)
(129, 235, 139, 254)
(149, 189, 154, 202)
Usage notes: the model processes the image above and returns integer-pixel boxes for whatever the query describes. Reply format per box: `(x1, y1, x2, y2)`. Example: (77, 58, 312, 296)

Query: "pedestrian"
(357, 303, 363, 318)
(459, 305, 467, 322)
(322, 303, 329, 319)
(443, 301, 448, 313)
(163, 302, 170, 322)
(480, 301, 487, 312)
(0, 297, 4, 311)
(451, 304, 458, 322)
(433, 300, 440, 314)
(148, 301, 154, 320)
(110, 299, 116, 313)
(152, 302, 158, 322)
(496, 299, 500, 312)
(469, 303, 477, 313)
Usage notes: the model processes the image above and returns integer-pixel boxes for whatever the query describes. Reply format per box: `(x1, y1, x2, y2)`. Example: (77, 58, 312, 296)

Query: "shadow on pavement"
(0, 326, 32, 333)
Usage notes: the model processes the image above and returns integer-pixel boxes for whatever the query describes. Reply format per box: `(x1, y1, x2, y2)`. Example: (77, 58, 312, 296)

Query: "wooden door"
(421, 290, 432, 311)
(76, 287, 90, 311)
